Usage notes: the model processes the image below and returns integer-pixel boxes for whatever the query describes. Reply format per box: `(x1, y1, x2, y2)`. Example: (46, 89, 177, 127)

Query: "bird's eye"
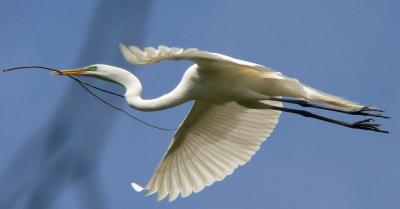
(85, 66, 97, 71)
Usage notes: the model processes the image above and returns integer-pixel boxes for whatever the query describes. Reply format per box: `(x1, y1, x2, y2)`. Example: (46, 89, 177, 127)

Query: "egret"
(54, 44, 388, 201)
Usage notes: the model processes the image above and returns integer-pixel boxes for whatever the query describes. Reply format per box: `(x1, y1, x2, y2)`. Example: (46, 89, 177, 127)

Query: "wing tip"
(131, 182, 145, 192)
(118, 42, 129, 51)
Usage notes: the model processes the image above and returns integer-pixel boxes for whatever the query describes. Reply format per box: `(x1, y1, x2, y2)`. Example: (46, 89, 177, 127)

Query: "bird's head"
(54, 64, 138, 86)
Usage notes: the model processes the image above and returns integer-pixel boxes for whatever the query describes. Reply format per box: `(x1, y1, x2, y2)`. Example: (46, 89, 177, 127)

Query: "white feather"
(131, 182, 144, 192)
(144, 100, 282, 201)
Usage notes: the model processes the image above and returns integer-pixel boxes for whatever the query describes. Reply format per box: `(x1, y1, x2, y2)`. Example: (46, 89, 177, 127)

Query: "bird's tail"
(303, 85, 365, 111)
(255, 76, 365, 111)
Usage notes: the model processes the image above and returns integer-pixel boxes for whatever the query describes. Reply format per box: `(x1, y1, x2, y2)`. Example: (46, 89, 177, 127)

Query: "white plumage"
(55, 44, 386, 202)
(119, 44, 363, 111)
(118, 44, 364, 201)
(146, 100, 281, 201)
(119, 44, 273, 72)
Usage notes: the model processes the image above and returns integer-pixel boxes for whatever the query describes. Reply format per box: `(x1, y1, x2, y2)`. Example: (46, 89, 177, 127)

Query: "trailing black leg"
(237, 101, 389, 134)
(267, 97, 389, 119)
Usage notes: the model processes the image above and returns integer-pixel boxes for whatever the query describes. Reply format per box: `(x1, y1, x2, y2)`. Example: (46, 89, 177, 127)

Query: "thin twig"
(2, 66, 175, 131)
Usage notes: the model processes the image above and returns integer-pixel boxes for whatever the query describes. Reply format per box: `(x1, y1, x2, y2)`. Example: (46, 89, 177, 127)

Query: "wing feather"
(119, 43, 274, 72)
(178, 147, 195, 196)
(144, 100, 282, 201)
(121, 44, 363, 110)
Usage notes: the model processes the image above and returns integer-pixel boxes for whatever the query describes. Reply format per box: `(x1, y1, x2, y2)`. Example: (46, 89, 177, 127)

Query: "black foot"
(351, 106, 389, 119)
(348, 119, 389, 133)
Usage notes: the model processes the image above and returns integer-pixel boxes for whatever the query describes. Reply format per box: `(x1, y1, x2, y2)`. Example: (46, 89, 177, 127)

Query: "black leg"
(267, 97, 389, 119)
(237, 101, 389, 134)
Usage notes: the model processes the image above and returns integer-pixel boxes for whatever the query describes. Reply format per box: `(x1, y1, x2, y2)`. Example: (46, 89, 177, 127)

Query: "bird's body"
(125, 63, 272, 110)
(179, 64, 291, 103)
(55, 44, 388, 201)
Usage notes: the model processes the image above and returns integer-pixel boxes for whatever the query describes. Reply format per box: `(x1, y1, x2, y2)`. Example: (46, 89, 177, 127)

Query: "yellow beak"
(53, 68, 85, 76)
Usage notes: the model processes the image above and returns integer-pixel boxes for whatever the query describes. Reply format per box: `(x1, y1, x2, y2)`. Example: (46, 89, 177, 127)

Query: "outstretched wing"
(143, 100, 282, 201)
(119, 44, 274, 72)
(120, 44, 364, 110)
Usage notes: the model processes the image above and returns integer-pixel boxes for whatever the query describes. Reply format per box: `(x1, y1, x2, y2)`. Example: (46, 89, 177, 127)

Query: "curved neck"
(119, 73, 189, 112)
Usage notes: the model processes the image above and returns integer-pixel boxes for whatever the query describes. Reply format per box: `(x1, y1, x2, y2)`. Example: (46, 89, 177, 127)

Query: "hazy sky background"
(0, 0, 399, 209)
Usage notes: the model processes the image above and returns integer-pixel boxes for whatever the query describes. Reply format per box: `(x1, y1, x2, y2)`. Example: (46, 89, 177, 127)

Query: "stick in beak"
(52, 68, 85, 76)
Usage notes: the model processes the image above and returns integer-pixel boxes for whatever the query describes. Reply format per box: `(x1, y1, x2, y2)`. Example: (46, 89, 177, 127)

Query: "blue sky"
(0, 0, 399, 209)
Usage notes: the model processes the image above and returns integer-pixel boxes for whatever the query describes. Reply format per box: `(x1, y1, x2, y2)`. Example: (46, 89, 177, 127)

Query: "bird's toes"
(361, 106, 385, 112)
(355, 118, 374, 124)
(352, 107, 389, 119)
(350, 119, 389, 133)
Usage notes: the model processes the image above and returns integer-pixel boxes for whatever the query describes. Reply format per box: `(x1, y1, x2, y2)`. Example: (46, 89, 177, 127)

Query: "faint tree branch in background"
(0, 1, 152, 209)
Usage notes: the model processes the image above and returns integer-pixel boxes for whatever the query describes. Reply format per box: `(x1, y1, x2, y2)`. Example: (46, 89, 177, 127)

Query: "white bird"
(55, 44, 388, 201)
